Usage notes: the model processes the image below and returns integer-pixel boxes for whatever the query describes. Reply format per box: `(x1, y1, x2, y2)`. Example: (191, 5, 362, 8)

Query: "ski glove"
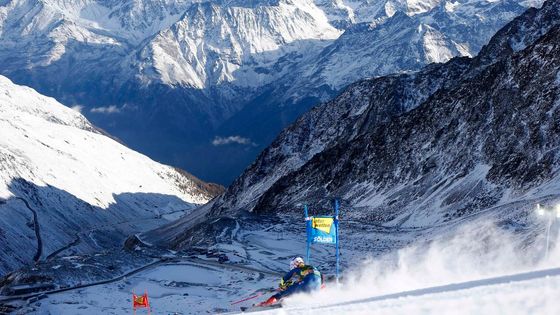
(279, 279, 292, 290)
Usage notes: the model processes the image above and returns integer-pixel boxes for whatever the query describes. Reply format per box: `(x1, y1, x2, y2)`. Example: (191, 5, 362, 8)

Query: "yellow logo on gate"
(312, 217, 334, 234)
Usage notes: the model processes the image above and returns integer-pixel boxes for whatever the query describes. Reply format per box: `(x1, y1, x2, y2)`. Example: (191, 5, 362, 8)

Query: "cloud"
(90, 105, 121, 114)
(70, 105, 84, 113)
(212, 136, 256, 146)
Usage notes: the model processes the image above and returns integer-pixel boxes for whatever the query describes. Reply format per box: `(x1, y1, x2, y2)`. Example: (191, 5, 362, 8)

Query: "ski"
(240, 303, 282, 313)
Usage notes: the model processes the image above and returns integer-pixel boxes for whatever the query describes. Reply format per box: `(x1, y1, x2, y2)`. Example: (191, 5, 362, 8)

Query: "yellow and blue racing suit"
(274, 265, 322, 300)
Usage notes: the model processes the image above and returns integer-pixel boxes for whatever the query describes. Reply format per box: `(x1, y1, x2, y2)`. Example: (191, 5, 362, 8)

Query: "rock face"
(143, 0, 560, 249)
(0, 75, 222, 275)
(0, 0, 540, 184)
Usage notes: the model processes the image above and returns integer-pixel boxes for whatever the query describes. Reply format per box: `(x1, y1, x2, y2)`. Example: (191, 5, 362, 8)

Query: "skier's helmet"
(290, 257, 305, 270)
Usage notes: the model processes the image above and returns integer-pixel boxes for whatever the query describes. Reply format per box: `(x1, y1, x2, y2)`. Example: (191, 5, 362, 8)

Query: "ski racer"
(258, 257, 322, 306)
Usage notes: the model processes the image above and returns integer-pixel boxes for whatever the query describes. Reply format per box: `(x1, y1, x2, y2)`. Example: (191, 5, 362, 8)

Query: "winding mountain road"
(15, 197, 42, 262)
(0, 256, 281, 305)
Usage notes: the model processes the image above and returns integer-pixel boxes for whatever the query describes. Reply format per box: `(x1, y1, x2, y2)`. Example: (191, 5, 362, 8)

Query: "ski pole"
(230, 288, 278, 305)
(230, 292, 266, 305)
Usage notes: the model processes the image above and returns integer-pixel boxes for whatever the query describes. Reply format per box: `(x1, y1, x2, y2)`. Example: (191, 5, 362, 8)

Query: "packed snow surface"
(262, 269, 560, 314)
(23, 208, 560, 314)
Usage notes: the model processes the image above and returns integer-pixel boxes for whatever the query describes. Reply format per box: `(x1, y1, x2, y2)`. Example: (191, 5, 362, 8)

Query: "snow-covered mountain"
(1, 2, 558, 312)
(141, 0, 560, 248)
(0, 0, 543, 184)
(138, 1, 340, 89)
(0, 75, 222, 276)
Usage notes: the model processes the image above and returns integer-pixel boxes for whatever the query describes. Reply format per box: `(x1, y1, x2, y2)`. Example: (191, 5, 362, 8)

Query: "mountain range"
(0, 1, 558, 311)
(142, 0, 560, 249)
(0, 0, 543, 184)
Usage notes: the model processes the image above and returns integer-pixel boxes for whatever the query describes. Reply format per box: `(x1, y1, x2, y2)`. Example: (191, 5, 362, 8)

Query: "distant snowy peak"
(0, 0, 190, 44)
(421, 24, 464, 62)
(301, 0, 533, 91)
(313, 0, 516, 24)
(139, 0, 536, 89)
(0, 0, 542, 88)
(139, 0, 340, 88)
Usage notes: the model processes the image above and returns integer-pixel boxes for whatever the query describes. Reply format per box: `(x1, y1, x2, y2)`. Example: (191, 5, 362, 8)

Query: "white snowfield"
(0, 75, 215, 274)
(33, 266, 560, 315)
(253, 220, 560, 315)
(252, 213, 560, 315)
(261, 226, 560, 315)
(261, 268, 560, 315)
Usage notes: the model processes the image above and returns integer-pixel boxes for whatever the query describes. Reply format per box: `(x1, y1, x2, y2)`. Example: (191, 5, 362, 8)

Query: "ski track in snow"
(267, 267, 560, 315)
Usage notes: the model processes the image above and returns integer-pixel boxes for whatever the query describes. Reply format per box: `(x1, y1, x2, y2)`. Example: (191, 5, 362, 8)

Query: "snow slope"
(18, 205, 560, 314)
(262, 268, 560, 315)
(0, 75, 221, 275)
